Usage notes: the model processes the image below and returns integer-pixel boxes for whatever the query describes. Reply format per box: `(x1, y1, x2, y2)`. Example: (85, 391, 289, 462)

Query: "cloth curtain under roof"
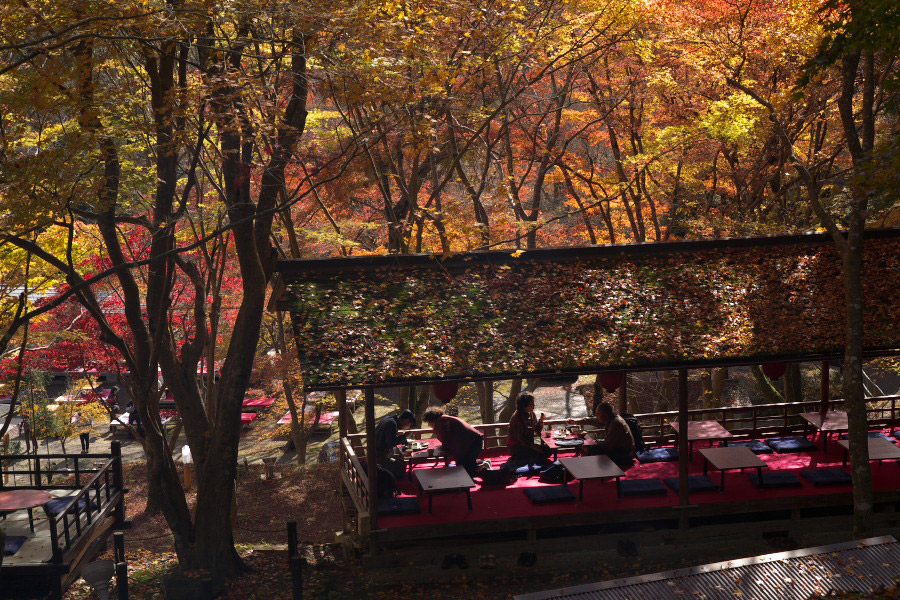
(274, 230, 900, 390)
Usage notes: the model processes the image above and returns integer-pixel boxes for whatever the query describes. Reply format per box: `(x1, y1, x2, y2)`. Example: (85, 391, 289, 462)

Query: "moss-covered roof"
(274, 230, 900, 390)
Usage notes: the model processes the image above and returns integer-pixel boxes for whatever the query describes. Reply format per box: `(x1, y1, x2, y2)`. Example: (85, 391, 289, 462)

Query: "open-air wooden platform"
(336, 397, 900, 578)
(1, 445, 126, 599)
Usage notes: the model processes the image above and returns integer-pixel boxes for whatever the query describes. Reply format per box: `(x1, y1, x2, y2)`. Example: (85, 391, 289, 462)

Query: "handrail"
(47, 456, 120, 559)
(342, 395, 900, 449)
(339, 438, 369, 517)
(0, 452, 112, 489)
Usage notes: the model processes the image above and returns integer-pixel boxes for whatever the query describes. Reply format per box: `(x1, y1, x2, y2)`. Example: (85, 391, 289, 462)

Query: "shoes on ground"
(478, 554, 496, 569)
(517, 552, 537, 567)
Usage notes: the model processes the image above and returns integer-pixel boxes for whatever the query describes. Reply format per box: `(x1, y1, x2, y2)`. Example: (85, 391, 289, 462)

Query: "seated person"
(569, 401, 634, 470)
(374, 409, 417, 480)
(507, 392, 552, 467)
(421, 408, 484, 477)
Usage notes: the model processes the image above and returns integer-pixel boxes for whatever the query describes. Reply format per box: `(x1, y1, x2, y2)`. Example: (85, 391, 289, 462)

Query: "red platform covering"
(240, 412, 259, 425)
(278, 409, 338, 425)
(242, 397, 276, 409)
(378, 430, 900, 529)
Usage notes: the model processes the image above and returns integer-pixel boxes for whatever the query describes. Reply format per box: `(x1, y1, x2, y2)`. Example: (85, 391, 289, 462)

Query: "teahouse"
(270, 229, 900, 565)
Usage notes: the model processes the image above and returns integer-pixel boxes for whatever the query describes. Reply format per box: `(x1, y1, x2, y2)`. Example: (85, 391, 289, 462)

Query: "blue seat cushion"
(377, 497, 421, 516)
(663, 475, 719, 493)
(514, 463, 545, 477)
(800, 469, 853, 486)
(619, 478, 668, 497)
(892, 429, 900, 441)
(524, 486, 576, 504)
(838, 432, 891, 441)
(728, 440, 774, 454)
(766, 437, 818, 453)
(636, 447, 679, 463)
(4, 535, 27, 556)
(748, 471, 802, 488)
(45, 496, 96, 517)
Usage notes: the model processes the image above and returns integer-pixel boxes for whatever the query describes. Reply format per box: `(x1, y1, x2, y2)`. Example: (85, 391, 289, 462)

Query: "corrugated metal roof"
(514, 537, 899, 600)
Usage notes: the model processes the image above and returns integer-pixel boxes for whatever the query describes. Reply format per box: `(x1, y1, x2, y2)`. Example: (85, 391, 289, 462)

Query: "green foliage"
(699, 93, 762, 147)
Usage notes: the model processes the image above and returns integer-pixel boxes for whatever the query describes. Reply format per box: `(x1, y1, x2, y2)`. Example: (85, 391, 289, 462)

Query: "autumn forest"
(1, 0, 898, 593)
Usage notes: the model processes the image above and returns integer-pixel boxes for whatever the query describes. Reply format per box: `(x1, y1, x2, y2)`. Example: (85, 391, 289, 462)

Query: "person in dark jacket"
(374, 409, 417, 480)
(570, 401, 634, 469)
(422, 408, 484, 477)
(127, 402, 144, 438)
(507, 392, 552, 466)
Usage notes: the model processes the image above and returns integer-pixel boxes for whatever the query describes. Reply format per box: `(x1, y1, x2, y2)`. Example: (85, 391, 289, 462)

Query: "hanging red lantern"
(761, 362, 788, 380)
(433, 382, 459, 404)
(598, 372, 625, 392)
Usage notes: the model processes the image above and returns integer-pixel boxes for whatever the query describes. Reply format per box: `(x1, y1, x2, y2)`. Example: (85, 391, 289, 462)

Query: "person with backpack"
(507, 392, 552, 467)
(569, 401, 635, 470)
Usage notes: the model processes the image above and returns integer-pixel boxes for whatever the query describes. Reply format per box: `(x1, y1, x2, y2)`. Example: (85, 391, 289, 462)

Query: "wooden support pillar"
(364, 387, 378, 532)
(618, 374, 628, 415)
(336, 389, 348, 439)
(820, 360, 830, 414)
(677, 369, 690, 507)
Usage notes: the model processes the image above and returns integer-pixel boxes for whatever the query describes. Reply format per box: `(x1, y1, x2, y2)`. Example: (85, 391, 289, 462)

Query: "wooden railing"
(339, 438, 369, 531)
(0, 445, 125, 563)
(47, 456, 122, 560)
(1, 452, 117, 489)
(634, 395, 899, 446)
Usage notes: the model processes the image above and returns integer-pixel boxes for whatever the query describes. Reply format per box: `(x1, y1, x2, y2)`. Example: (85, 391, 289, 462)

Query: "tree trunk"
(711, 368, 727, 404)
(750, 366, 784, 405)
(783, 363, 803, 404)
(498, 378, 523, 422)
(700, 371, 714, 408)
(414, 387, 430, 422)
(477, 381, 495, 447)
(842, 223, 873, 538)
(660, 371, 677, 412)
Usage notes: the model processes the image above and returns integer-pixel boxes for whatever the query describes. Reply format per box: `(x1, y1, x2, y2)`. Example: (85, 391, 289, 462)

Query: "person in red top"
(422, 408, 484, 477)
(507, 392, 552, 466)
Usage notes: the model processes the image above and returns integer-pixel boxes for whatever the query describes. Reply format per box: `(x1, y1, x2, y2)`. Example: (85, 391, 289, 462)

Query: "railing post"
(287, 521, 298, 559)
(116, 560, 129, 600)
(677, 369, 690, 508)
(287, 521, 304, 600)
(49, 515, 62, 562)
(364, 388, 378, 533)
(114, 532, 129, 600)
(114, 531, 126, 562)
(111, 442, 125, 526)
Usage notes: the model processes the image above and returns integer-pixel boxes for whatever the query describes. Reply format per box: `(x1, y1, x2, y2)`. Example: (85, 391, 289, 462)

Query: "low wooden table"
(837, 437, 900, 467)
(799, 411, 848, 450)
(414, 466, 475, 513)
(545, 435, 596, 460)
(670, 420, 733, 458)
(404, 440, 447, 479)
(558, 455, 625, 502)
(0, 489, 53, 532)
(699, 446, 767, 491)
